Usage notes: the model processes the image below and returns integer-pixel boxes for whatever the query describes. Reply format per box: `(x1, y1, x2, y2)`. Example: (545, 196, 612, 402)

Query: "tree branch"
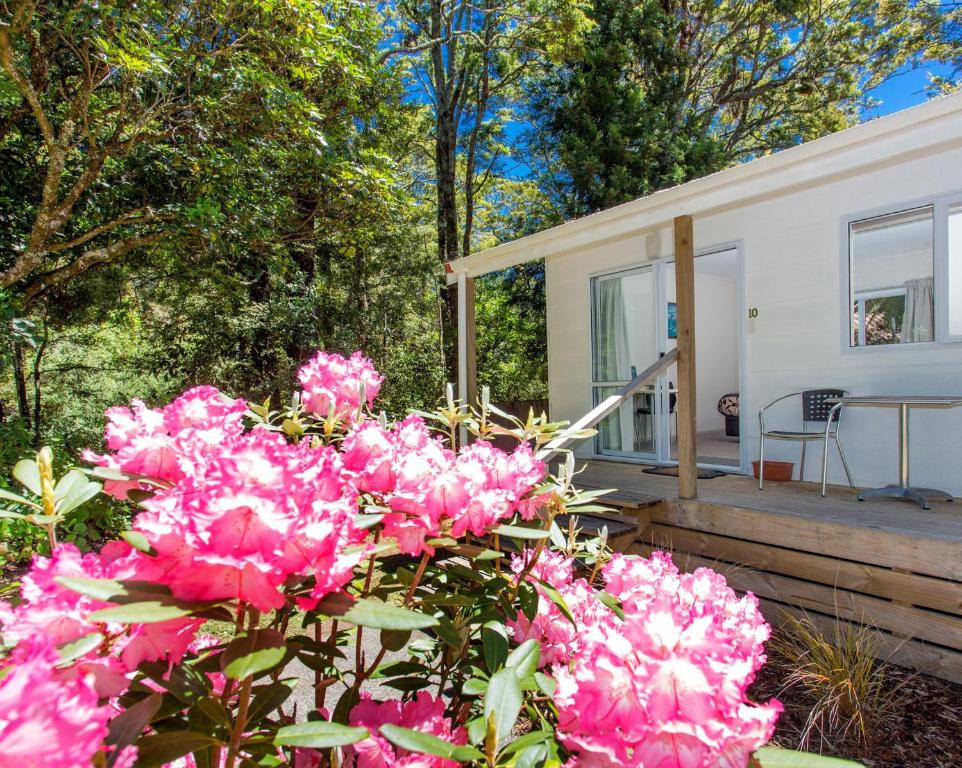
(22, 232, 166, 303)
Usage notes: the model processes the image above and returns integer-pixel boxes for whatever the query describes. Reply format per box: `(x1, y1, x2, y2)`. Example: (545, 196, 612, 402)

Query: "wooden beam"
(673, 215, 697, 499)
(456, 272, 477, 444)
(465, 276, 477, 408)
(652, 499, 962, 581)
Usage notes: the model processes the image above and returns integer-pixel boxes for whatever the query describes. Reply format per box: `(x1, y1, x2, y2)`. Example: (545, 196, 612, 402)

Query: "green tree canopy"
(532, 0, 952, 213)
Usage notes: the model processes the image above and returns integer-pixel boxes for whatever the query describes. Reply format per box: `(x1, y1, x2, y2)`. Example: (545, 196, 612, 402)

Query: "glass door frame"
(588, 263, 669, 463)
(588, 243, 749, 473)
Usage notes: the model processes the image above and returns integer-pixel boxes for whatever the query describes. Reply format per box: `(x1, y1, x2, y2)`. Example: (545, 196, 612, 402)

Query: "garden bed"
(751, 638, 962, 767)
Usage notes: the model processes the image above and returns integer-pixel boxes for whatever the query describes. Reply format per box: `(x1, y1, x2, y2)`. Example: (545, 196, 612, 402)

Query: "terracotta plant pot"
(752, 460, 794, 482)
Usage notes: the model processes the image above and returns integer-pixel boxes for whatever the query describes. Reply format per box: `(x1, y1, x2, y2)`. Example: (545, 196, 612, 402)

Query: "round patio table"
(826, 395, 962, 510)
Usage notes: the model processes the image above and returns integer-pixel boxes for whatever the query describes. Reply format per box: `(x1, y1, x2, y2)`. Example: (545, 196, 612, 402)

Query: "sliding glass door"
(590, 266, 661, 458)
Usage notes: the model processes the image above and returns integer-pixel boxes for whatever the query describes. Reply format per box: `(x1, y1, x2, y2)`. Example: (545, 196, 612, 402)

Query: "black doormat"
(643, 466, 727, 479)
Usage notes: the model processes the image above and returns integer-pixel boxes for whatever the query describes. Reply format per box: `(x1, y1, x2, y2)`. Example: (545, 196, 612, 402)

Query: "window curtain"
(902, 276, 934, 343)
(595, 278, 630, 449)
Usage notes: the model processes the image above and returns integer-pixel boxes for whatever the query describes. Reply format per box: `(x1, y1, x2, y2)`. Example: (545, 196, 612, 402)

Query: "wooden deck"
(575, 459, 962, 683)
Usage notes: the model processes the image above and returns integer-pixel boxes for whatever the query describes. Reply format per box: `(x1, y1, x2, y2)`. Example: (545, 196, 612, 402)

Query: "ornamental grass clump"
(0, 351, 847, 768)
(766, 612, 907, 753)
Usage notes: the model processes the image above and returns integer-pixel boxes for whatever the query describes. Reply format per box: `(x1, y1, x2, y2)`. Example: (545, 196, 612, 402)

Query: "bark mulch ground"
(750, 657, 962, 767)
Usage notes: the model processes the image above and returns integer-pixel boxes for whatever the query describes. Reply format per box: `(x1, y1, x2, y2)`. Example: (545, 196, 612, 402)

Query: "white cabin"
(448, 91, 962, 498)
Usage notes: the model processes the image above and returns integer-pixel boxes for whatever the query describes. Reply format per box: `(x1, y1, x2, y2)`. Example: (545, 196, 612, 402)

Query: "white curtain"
(902, 276, 934, 343)
(595, 278, 630, 449)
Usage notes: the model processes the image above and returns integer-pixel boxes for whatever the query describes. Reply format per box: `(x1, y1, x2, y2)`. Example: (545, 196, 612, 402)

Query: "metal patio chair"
(758, 388, 855, 496)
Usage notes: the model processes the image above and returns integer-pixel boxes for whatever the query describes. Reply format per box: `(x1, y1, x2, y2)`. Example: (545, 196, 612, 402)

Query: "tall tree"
(382, 0, 589, 377)
(1, 0, 434, 431)
(0, 0, 390, 304)
(532, 0, 950, 213)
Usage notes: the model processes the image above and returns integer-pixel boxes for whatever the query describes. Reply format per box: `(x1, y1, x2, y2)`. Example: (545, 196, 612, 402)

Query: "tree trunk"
(434, 71, 461, 382)
(11, 342, 31, 425)
(32, 336, 47, 448)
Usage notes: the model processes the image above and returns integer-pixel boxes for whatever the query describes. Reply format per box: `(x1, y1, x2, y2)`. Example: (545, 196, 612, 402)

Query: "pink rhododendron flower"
(298, 350, 383, 421)
(84, 386, 247, 499)
(134, 431, 366, 611)
(507, 549, 614, 667)
(345, 692, 468, 768)
(551, 552, 781, 768)
(0, 542, 201, 697)
(0, 639, 110, 767)
(446, 441, 545, 537)
(342, 415, 547, 555)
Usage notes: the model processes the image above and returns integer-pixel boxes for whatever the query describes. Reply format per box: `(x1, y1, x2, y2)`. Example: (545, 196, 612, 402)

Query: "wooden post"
(456, 271, 477, 443)
(673, 215, 697, 499)
(465, 276, 477, 407)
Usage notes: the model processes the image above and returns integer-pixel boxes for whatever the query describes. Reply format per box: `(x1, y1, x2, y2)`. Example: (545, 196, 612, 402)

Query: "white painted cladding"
(546, 123, 962, 496)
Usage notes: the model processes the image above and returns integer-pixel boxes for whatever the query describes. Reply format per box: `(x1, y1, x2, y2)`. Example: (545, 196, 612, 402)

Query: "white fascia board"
(445, 91, 962, 283)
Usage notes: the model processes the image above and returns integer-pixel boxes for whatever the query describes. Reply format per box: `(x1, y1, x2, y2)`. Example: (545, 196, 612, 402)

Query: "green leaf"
(467, 715, 486, 746)
(282, 418, 304, 436)
(55, 576, 130, 601)
(504, 639, 540, 679)
(483, 668, 523, 746)
(518, 582, 539, 622)
(434, 615, 463, 649)
(354, 513, 384, 529)
(192, 696, 231, 732)
(461, 677, 488, 696)
(380, 628, 412, 651)
(491, 524, 551, 540)
(483, 625, 509, 672)
(383, 676, 433, 692)
(135, 731, 220, 768)
(13, 459, 41, 496)
(313, 593, 438, 630)
(88, 601, 196, 624)
(57, 632, 104, 665)
(222, 630, 287, 680)
(498, 729, 550, 758)
(0, 486, 39, 508)
(473, 549, 504, 561)
(752, 749, 863, 767)
(534, 671, 556, 697)
(516, 742, 550, 768)
(56, 470, 101, 512)
(274, 721, 369, 748)
(247, 678, 299, 724)
(120, 530, 154, 554)
(535, 578, 575, 625)
(595, 590, 625, 620)
(379, 724, 485, 762)
(106, 694, 162, 754)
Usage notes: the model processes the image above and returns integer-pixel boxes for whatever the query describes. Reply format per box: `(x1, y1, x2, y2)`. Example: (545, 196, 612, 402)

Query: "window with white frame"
(848, 205, 936, 347)
(949, 203, 962, 339)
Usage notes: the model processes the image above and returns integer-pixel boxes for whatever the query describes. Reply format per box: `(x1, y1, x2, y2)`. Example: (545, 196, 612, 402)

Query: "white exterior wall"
(546, 139, 962, 496)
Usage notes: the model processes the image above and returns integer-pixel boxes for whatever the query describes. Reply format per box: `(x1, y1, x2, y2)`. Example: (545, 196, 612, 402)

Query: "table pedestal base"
(857, 485, 954, 510)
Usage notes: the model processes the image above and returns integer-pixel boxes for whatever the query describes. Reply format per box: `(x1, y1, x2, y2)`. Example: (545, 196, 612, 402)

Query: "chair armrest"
(759, 392, 804, 434)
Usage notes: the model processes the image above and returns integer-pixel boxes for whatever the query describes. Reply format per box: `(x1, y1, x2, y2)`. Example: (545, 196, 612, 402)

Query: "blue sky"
(863, 62, 955, 118)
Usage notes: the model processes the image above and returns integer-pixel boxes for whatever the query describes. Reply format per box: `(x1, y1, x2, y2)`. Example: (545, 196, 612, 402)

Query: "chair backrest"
(802, 389, 845, 423)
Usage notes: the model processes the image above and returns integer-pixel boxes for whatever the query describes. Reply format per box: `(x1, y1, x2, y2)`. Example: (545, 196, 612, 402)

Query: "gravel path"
(283, 627, 413, 718)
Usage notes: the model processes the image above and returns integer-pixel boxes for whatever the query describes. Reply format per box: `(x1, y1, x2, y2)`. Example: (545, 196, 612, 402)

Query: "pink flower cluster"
(298, 350, 383, 421)
(346, 692, 468, 768)
(0, 639, 111, 768)
(133, 429, 366, 611)
(342, 416, 546, 555)
(0, 542, 202, 697)
(84, 385, 248, 499)
(506, 550, 612, 667)
(0, 351, 554, 763)
(518, 551, 780, 767)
